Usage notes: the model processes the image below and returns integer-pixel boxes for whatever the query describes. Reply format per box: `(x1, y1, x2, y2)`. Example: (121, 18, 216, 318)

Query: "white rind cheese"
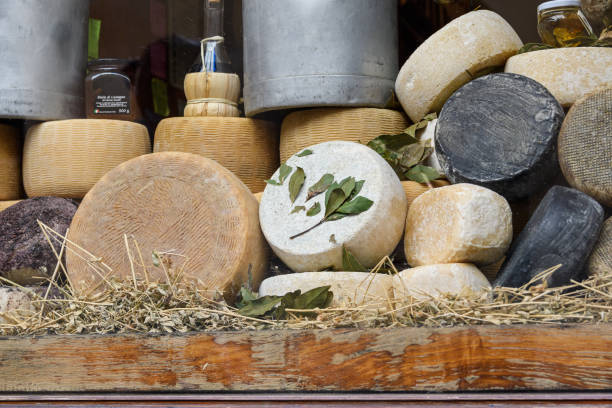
(395, 10, 523, 122)
(260, 141, 408, 272)
(404, 183, 512, 267)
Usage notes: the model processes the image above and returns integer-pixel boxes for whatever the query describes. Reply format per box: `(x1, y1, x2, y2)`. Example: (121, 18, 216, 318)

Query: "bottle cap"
(538, 0, 581, 13)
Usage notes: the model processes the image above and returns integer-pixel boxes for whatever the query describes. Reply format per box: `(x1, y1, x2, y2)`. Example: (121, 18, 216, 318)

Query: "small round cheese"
(258, 272, 393, 308)
(0, 124, 22, 200)
(404, 183, 512, 267)
(395, 10, 523, 122)
(588, 217, 611, 277)
(505, 47, 612, 108)
(393, 264, 491, 301)
(260, 141, 407, 272)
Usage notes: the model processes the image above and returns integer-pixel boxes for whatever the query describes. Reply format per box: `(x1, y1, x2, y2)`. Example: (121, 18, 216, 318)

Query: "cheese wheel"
(404, 183, 512, 267)
(395, 10, 523, 122)
(0, 200, 21, 213)
(154, 117, 279, 193)
(505, 48, 612, 108)
(66, 152, 268, 300)
(183, 72, 241, 102)
(393, 264, 491, 301)
(23, 120, 151, 199)
(280, 108, 408, 163)
(558, 88, 612, 207)
(401, 180, 450, 209)
(184, 102, 240, 118)
(435, 73, 564, 201)
(0, 124, 22, 200)
(260, 141, 407, 272)
(258, 272, 393, 308)
(588, 217, 611, 276)
(494, 186, 604, 288)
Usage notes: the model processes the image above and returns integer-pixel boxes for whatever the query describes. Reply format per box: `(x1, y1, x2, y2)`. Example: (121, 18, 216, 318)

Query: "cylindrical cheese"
(154, 117, 279, 193)
(258, 272, 393, 308)
(395, 10, 523, 122)
(401, 180, 450, 209)
(588, 217, 611, 277)
(66, 152, 268, 301)
(183, 102, 240, 118)
(404, 184, 512, 267)
(0, 200, 22, 213)
(0, 124, 22, 200)
(183, 72, 241, 102)
(260, 141, 407, 272)
(280, 108, 408, 163)
(505, 48, 612, 108)
(23, 119, 151, 199)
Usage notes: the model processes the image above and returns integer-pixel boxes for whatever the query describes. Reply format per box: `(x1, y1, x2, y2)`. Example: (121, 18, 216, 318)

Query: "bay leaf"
(406, 165, 441, 184)
(293, 285, 333, 310)
(296, 149, 313, 157)
(399, 143, 425, 169)
(342, 246, 368, 272)
(307, 173, 334, 201)
(340, 177, 356, 198)
(291, 206, 306, 214)
(325, 188, 347, 217)
(337, 196, 374, 215)
(235, 286, 258, 309)
(349, 180, 365, 200)
(288, 167, 305, 203)
(306, 202, 321, 216)
(279, 163, 293, 184)
(238, 295, 282, 317)
(265, 179, 281, 186)
(326, 213, 347, 221)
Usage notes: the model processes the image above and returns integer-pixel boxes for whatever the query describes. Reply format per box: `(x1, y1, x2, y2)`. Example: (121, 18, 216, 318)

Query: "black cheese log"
(558, 87, 612, 207)
(494, 186, 604, 288)
(435, 73, 564, 201)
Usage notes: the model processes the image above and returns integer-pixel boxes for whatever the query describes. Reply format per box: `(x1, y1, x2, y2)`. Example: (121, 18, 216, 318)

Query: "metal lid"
(538, 0, 581, 13)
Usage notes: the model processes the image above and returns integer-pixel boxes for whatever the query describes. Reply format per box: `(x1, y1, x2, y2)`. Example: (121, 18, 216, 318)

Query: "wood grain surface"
(0, 324, 611, 393)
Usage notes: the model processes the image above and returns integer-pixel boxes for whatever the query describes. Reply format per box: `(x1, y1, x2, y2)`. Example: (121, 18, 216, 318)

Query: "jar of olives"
(537, 0, 595, 46)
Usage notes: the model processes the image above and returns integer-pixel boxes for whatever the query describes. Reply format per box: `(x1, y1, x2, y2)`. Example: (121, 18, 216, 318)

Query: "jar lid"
(87, 58, 130, 70)
(537, 0, 581, 13)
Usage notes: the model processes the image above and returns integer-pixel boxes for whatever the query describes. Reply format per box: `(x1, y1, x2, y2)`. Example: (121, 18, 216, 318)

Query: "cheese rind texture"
(393, 264, 491, 300)
(0, 124, 22, 200)
(395, 10, 523, 122)
(258, 272, 393, 307)
(404, 183, 512, 267)
(260, 141, 407, 272)
(588, 217, 611, 277)
(505, 47, 612, 107)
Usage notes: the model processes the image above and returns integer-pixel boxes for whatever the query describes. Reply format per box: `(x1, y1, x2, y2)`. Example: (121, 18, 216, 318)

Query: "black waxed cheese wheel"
(494, 186, 604, 288)
(435, 73, 564, 201)
(558, 88, 612, 207)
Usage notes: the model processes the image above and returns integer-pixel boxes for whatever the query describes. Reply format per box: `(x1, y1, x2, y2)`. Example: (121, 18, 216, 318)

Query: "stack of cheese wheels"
(259, 141, 407, 272)
(183, 72, 240, 117)
(0, 124, 22, 200)
(395, 10, 523, 122)
(588, 217, 611, 276)
(66, 152, 268, 301)
(558, 87, 612, 207)
(280, 108, 408, 163)
(154, 117, 279, 193)
(505, 48, 612, 108)
(23, 120, 150, 199)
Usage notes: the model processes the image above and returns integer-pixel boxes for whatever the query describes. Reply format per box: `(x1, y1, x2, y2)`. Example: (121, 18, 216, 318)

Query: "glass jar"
(537, 0, 595, 47)
(85, 58, 136, 120)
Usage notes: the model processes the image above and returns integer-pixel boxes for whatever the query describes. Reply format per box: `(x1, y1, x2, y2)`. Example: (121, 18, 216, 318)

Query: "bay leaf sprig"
(237, 286, 333, 319)
(296, 149, 313, 157)
(265, 163, 293, 186)
(306, 173, 334, 201)
(288, 167, 305, 203)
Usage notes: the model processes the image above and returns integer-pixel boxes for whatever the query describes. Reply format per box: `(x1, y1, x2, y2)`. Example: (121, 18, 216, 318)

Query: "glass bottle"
(85, 59, 136, 120)
(189, 0, 232, 73)
(537, 0, 595, 47)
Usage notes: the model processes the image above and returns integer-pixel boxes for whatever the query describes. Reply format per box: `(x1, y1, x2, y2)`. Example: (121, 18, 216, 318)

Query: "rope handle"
(187, 97, 237, 107)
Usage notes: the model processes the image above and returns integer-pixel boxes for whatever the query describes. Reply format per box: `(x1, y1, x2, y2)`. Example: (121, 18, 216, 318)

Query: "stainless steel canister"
(243, 0, 398, 116)
(0, 0, 89, 120)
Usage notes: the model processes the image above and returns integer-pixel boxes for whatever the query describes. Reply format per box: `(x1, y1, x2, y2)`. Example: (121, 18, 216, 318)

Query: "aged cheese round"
(66, 152, 268, 300)
(588, 217, 611, 276)
(258, 272, 393, 308)
(183, 102, 240, 118)
(395, 10, 523, 123)
(401, 180, 449, 209)
(505, 47, 612, 108)
(154, 117, 279, 193)
(436, 73, 564, 201)
(393, 264, 491, 301)
(260, 141, 407, 272)
(494, 186, 604, 288)
(23, 119, 151, 199)
(558, 88, 612, 207)
(0, 200, 21, 213)
(404, 183, 512, 267)
(0, 124, 22, 200)
(280, 108, 408, 163)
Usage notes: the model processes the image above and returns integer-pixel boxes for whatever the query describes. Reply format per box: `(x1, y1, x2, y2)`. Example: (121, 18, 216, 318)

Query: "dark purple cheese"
(494, 186, 604, 288)
(435, 73, 564, 201)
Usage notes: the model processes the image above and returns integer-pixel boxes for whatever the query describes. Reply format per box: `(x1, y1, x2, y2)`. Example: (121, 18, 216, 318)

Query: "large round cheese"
(23, 119, 151, 199)
(260, 141, 407, 272)
(495, 186, 604, 288)
(505, 48, 612, 108)
(558, 87, 612, 207)
(0, 124, 22, 200)
(66, 152, 268, 300)
(588, 216, 611, 277)
(258, 272, 393, 308)
(395, 10, 523, 122)
(404, 183, 512, 267)
(393, 264, 491, 301)
(435, 73, 564, 201)
(280, 108, 408, 163)
(154, 117, 279, 193)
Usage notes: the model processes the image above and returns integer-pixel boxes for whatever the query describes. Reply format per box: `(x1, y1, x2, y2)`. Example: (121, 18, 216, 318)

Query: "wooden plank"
(0, 324, 611, 392)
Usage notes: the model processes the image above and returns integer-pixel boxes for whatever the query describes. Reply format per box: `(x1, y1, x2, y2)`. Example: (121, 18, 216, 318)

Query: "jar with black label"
(85, 59, 135, 120)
